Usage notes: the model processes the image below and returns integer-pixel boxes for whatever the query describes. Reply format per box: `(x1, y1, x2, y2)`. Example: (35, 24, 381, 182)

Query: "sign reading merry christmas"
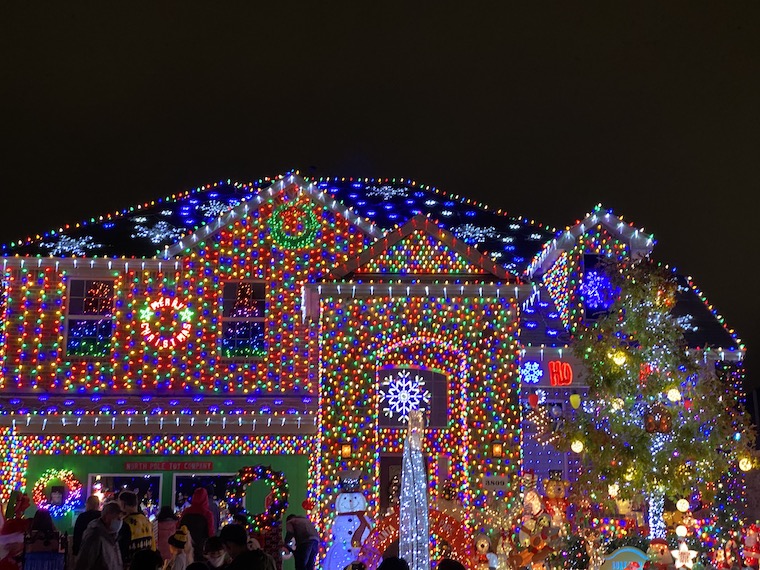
(140, 295, 193, 349)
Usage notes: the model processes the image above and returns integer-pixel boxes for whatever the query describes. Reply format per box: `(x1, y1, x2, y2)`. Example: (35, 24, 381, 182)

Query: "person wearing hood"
(178, 489, 214, 562)
(74, 501, 124, 570)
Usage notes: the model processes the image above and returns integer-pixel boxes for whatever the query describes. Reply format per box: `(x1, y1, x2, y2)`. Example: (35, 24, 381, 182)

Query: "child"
(165, 526, 193, 570)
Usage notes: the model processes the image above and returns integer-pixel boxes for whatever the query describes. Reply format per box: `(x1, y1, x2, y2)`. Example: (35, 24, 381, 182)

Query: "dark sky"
(1, 4, 758, 393)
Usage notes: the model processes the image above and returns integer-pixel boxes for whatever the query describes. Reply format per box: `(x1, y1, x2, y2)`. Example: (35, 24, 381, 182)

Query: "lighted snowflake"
(520, 361, 543, 384)
(198, 200, 230, 218)
(676, 314, 698, 332)
(424, 200, 437, 206)
(131, 221, 185, 244)
(160, 210, 173, 216)
(367, 185, 409, 200)
(379, 370, 431, 423)
(41, 235, 103, 256)
(490, 252, 503, 259)
(131, 216, 148, 223)
(501, 236, 514, 243)
(440, 210, 453, 217)
(529, 233, 544, 240)
(509, 223, 521, 230)
(452, 224, 499, 244)
(581, 270, 614, 310)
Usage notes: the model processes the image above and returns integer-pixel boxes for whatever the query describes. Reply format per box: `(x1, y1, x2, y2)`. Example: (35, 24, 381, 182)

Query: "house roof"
(1, 173, 557, 275)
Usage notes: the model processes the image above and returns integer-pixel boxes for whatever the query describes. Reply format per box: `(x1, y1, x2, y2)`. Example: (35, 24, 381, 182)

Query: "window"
(221, 281, 265, 358)
(580, 254, 616, 321)
(66, 279, 115, 357)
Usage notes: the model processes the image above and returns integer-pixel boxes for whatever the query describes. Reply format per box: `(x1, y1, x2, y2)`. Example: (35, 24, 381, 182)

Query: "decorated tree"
(559, 258, 757, 538)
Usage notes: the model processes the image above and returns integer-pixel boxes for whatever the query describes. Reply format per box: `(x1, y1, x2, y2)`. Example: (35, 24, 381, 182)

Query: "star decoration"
(672, 541, 698, 569)
(179, 308, 193, 321)
(139, 307, 154, 321)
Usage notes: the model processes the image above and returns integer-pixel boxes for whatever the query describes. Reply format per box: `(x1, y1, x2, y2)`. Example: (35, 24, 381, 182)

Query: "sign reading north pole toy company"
(139, 296, 193, 349)
(125, 461, 213, 471)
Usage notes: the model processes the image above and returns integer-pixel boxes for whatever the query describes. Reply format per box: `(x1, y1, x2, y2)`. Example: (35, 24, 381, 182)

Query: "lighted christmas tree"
(399, 409, 431, 570)
(558, 258, 757, 538)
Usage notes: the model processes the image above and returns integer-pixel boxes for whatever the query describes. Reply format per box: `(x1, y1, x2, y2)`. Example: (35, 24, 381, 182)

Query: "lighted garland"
(226, 465, 289, 532)
(32, 468, 83, 518)
(269, 201, 319, 249)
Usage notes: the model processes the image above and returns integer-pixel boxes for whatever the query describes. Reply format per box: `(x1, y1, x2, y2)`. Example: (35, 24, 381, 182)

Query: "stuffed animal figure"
(474, 533, 498, 570)
(542, 475, 570, 529)
(648, 538, 675, 570)
(743, 524, 760, 570)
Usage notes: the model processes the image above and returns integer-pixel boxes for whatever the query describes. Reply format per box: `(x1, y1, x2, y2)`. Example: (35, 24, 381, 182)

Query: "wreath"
(226, 465, 289, 532)
(32, 469, 83, 518)
(269, 201, 319, 250)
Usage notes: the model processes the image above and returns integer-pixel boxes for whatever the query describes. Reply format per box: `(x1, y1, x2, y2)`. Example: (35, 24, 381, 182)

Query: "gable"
(332, 214, 515, 281)
(527, 205, 654, 279)
(353, 230, 488, 276)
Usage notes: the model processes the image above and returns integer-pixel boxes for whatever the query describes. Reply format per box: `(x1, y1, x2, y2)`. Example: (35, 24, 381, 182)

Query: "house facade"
(0, 173, 744, 553)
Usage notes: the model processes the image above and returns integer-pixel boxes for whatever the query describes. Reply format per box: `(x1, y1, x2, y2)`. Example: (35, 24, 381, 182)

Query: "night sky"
(1, 5, 758, 395)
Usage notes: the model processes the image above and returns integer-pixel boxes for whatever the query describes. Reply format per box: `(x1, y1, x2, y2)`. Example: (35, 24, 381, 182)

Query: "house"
(0, 173, 743, 545)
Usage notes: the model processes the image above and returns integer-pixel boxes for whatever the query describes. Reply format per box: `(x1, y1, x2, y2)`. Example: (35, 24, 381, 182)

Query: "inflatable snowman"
(324, 474, 374, 570)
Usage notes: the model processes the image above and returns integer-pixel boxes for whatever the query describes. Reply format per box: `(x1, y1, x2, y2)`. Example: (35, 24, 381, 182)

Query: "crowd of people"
(0, 485, 322, 570)
(67, 485, 292, 570)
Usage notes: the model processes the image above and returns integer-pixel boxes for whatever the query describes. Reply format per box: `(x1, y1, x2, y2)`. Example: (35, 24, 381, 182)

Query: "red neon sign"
(548, 360, 573, 386)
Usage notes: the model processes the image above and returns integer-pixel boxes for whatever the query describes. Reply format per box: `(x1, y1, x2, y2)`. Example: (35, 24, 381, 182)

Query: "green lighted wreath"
(226, 465, 289, 532)
(269, 202, 319, 250)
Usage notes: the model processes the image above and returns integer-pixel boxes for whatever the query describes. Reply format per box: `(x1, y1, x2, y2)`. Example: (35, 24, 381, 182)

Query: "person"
(23, 509, 62, 570)
(284, 513, 319, 570)
(28, 509, 56, 533)
(219, 524, 275, 570)
(118, 491, 156, 568)
(166, 526, 194, 570)
(204, 487, 221, 536)
(377, 557, 410, 570)
(203, 536, 229, 569)
(178, 489, 214, 563)
(74, 501, 124, 570)
(73, 496, 102, 556)
(155, 506, 179, 561)
(129, 549, 163, 570)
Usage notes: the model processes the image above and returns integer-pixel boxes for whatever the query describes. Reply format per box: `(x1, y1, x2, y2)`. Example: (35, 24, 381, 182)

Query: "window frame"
(64, 276, 116, 358)
(219, 280, 266, 360)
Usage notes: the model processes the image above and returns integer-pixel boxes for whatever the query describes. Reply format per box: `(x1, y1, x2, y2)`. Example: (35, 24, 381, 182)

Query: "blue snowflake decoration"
(41, 235, 103, 256)
(198, 200, 231, 218)
(379, 369, 431, 423)
(581, 269, 615, 311)
(520, 361, 543, 384)
(367, 185, 409, 200)
(451, 223, 499, 244)
(131, 221, 185, 244)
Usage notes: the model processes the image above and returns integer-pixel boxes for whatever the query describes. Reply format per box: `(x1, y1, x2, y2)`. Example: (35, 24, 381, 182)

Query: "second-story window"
(66, 279, 115, 357)
(221, 281, 265, 358)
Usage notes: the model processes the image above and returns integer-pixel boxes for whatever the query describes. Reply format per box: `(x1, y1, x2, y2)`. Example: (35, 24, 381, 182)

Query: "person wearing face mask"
(203, 537, 230, 569)
(74, 501, 125, 570)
